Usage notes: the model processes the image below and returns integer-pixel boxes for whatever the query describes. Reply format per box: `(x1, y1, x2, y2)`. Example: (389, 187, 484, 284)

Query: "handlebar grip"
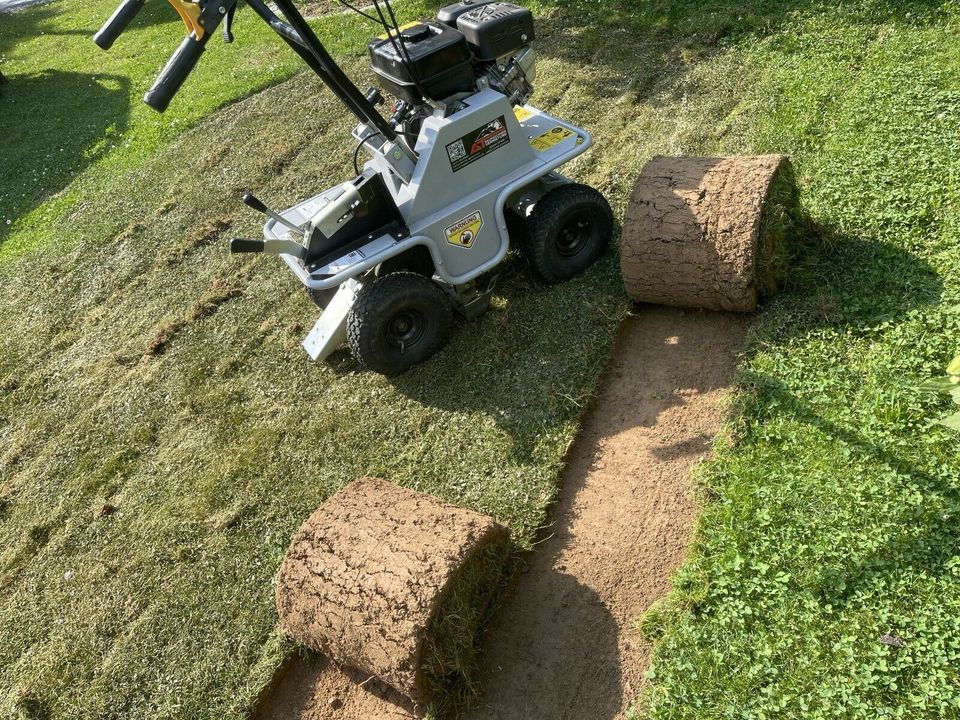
(93, 0, 146, 50)
(230, 238, 265, 254)
(242, 192, 270, 214)
(144, 34, 207, 113)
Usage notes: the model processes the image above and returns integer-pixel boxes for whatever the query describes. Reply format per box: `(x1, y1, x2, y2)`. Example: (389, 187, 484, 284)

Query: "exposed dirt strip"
(252, 306, 749, 719)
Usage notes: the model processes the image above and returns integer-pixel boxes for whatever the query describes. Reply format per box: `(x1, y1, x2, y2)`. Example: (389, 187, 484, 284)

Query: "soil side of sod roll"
(275, 477, 511, 709)
(621, 154, 798, 312)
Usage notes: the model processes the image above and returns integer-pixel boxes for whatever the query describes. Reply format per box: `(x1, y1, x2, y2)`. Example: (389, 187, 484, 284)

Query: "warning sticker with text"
(530, 126, 576, 152)
(444, 211, 484, 249)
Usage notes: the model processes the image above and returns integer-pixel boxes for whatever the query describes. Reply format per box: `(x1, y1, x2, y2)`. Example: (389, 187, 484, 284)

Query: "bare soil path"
(252, 306, 749, 720)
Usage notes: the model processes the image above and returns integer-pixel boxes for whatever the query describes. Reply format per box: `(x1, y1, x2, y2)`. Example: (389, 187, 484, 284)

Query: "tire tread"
(522, 183, 613, 284)
(346, 272, 452, 375)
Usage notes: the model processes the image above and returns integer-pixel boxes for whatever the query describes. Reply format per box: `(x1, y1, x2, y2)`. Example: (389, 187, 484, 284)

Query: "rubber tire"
(347, 272, 453, 376)
(522, 183, 613, 284)
(375, 245, 435, 279)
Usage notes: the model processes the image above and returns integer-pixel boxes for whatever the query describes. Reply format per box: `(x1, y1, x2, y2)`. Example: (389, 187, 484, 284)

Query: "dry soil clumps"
(275, 478, 510, 708)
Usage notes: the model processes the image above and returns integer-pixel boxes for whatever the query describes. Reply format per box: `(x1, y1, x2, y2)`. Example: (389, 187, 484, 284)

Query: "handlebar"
(92, 0, 146, 50)
(143, 34, 209, 112)
(94, 0, 219, 113)
(93, 0, 395, 138)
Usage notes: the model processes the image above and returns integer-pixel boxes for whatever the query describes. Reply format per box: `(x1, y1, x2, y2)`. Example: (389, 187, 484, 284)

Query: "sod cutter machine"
(94, 0, 613, 375)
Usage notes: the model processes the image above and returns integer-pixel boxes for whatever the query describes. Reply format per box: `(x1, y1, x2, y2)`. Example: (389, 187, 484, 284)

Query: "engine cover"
(436, 0, 494, 28)
(368, 21, 476, 105)
(456, 2, 535, 61)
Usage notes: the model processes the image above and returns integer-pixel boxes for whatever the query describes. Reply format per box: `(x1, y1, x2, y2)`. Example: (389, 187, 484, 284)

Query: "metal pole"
(244, 0, 377, 129)
(268, 0, 400, 144)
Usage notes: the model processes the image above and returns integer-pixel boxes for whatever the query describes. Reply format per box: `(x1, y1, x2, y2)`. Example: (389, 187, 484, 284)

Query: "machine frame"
(93, 0, 612, 374)
(267, 90, 593, 360)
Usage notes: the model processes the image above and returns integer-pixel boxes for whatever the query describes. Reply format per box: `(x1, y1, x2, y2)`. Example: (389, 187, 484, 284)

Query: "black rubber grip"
(242, 192, 269, 214)
(93, 0, 146, 50)
(144, 34, 207, 113)
(230, 238, 265, 254)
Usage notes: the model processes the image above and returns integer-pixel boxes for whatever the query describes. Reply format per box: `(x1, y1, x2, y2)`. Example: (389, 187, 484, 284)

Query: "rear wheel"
(522, 183, 613, 284)
(347, 272, 453, 376)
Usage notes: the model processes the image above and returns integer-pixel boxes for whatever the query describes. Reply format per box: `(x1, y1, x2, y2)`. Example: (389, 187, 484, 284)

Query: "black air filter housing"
(456, 2, 534, 61)
(368, 21, 476, 104)
(437, 0, 494, 27)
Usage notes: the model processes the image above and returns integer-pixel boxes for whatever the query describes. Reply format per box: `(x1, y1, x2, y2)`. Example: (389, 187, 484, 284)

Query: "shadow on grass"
(0, 69, 131, 241)
(724, 219, 946, 607)
(0, 2, 62, 58)
(381, 251, 624, 465)
(768, 223, 943, 336)
(0, 0, 182, 243)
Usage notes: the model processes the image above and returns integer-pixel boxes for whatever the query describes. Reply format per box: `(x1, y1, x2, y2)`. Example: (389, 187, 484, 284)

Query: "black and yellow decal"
(445, 116, 511, 173)
(444, 211, 484, 249)
(530, 126, 575, 152)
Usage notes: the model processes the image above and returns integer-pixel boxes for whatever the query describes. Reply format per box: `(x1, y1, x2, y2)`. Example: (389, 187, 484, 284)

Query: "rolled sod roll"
(621, 155, 796, 312)
(275, 478, 510, 707)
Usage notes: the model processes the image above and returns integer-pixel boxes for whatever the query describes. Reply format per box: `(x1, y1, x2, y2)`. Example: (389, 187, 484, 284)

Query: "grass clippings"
(2, 0, 960, 718)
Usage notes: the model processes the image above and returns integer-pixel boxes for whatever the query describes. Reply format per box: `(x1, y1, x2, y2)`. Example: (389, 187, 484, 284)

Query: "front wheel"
(522, 183, 613, 284)
(346, 272, 453, 376)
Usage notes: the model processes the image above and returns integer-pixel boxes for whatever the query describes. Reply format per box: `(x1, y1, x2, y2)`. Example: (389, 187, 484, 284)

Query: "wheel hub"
(386, 310, 426, 350)
(556, 215, 591, 257)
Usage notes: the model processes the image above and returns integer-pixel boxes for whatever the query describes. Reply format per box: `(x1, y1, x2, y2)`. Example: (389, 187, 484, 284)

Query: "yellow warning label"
(513, 106, 535, 122)
(530, 126, 575, 152)
(444, 211, 483, 249)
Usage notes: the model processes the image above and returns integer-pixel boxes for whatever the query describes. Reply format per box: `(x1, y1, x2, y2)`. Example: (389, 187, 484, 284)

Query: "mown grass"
(0, 1, 632, 717)
(2, 0, 960, 718)
(619, 1, 960, 718)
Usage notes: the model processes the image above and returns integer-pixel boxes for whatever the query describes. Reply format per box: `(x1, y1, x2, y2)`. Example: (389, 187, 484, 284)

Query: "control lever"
(242, 192, 303, 234)
(222, 4, 236, 43)
(230, 237, 305, 258)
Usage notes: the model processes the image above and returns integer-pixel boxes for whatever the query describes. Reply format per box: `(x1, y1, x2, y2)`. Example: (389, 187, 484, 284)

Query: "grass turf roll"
(620, 155, 798, 312)
(275, 478, 511, 709)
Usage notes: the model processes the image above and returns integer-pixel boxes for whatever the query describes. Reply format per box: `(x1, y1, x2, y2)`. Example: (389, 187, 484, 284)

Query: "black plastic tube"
(143, 34, 208, 112)
(93, 0, 146, 50)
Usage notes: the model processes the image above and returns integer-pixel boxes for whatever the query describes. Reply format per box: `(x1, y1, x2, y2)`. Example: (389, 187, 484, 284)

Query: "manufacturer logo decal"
(444, 211, 483, 249)
(446, 116, 511, 172)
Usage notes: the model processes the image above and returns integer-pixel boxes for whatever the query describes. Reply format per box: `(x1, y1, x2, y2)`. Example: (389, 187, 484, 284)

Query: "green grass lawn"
(2, 0, 960, 717)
